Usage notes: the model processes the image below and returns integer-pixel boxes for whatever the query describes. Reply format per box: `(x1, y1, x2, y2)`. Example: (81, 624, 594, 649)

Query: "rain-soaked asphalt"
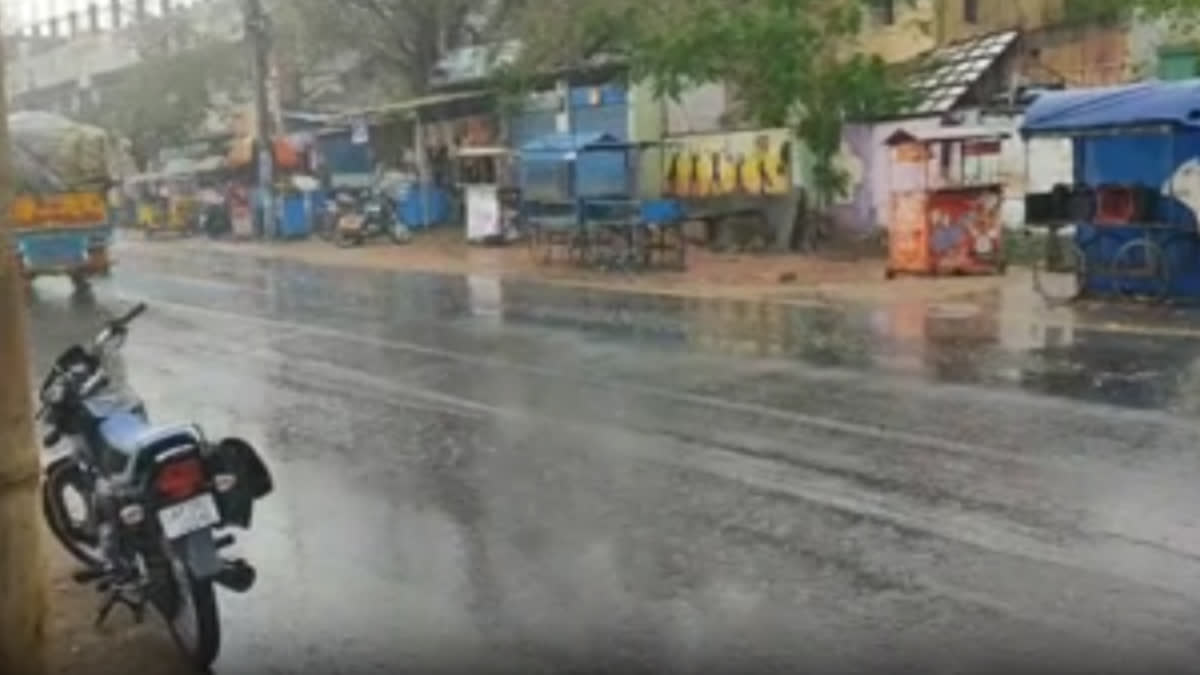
(27, 245, 1200, 674)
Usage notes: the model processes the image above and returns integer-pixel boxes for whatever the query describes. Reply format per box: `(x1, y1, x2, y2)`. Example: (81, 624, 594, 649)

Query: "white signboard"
(350, 118, 370, 145)
(466, 185, 501, 242)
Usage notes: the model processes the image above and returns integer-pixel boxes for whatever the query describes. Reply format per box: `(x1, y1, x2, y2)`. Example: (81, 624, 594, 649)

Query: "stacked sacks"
(8, 112, 117, 194)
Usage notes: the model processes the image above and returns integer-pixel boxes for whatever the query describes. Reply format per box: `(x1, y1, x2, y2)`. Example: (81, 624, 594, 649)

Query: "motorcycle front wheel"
(42, 458, 104, 568)
(156, 549, 221, 670)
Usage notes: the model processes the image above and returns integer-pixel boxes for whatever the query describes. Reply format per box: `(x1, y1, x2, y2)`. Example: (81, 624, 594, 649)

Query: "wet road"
(28, 246, 1200, 673)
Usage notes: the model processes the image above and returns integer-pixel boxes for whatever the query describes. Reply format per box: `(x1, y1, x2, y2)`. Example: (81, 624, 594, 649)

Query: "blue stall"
(519, 132, 633, 202)
(518, 132, 686, 269)
(568, 83, 629, 141)
(315, 128, 374, 188)
(1021, 80, 1200, 302)
(278, 190, 324, 239)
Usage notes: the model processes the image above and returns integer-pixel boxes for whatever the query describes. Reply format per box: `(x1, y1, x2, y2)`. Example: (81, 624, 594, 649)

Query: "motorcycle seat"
(98, 412, 154, 456)
(99, 413, 201, 458)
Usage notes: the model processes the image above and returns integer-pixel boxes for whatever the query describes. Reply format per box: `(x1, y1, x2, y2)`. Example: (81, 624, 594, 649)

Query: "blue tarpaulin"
(519, 132, 625, 156)
(1022, 80, 1200, 135)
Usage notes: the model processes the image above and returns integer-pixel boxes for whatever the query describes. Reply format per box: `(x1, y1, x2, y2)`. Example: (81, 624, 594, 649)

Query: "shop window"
(1158, 46, 1200, 81)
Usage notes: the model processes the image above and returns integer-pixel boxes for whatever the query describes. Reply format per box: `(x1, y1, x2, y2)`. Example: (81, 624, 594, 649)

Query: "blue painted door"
(569, 84, 629, 141)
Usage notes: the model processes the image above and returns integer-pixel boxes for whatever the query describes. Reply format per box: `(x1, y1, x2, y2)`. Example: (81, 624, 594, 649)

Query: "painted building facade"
(863, 0, 1132, 86)
(833, 112, 1073, 235)
(831, 0, 1137, 234)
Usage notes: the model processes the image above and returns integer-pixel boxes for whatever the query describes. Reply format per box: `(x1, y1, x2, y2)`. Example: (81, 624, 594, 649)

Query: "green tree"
(503, 0, 912, 210)
(1064, 0, 1200, 24)
(276, 0, 494, 98)
(85, 12, 247, 168)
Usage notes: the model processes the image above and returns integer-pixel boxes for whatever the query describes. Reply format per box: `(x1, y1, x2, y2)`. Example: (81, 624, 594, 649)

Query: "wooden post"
(0, 27, 49, 675)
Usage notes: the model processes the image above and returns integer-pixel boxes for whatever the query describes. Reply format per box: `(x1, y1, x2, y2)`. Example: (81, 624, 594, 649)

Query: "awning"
(329, 90, 491, 124)
(160, 155, 228, 177)
(884, 126, 1011, 146)
(1021, 80, 1200, 136)
(454, 146, 512, 158)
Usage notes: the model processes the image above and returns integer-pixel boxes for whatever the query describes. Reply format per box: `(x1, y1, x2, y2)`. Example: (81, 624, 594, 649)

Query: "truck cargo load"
(9, 111, 119, 194)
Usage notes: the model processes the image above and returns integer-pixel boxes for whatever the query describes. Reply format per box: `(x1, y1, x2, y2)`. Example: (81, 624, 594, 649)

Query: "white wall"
(664, 83, 729, 136)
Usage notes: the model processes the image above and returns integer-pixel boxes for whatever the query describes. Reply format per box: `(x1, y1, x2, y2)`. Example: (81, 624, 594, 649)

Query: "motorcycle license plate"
(158, 493, 220, 539)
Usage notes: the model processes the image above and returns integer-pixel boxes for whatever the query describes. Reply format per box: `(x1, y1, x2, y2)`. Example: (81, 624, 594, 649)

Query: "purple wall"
(831, 123, 876, 234)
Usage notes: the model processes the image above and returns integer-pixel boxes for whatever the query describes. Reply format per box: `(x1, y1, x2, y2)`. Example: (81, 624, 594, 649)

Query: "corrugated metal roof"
(901, 30, 1018, 115)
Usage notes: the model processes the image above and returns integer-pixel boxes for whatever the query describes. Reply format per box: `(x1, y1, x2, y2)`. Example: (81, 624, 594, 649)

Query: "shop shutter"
(570, 104, 629, 141)
(509, 110, 557, 148)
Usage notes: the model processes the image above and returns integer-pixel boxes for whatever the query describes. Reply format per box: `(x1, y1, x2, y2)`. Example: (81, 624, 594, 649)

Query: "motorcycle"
(38, 302, 273, 670)
(332, 188, 411, 247)
(315, 189, 355, 242)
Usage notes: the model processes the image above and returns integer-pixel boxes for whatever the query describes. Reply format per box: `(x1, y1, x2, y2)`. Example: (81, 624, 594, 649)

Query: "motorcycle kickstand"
(95, 587, 147, 627)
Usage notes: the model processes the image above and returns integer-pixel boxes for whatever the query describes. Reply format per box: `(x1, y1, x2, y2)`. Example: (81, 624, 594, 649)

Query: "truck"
(7, 112, 120, 291)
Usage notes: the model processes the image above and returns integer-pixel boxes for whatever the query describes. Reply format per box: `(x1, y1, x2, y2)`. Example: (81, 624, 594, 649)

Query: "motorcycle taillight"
(155, 457, 206, 501)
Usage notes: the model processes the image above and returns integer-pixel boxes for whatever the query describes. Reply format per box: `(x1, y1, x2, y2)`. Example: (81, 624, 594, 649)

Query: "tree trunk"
(0, 28, 50, 675)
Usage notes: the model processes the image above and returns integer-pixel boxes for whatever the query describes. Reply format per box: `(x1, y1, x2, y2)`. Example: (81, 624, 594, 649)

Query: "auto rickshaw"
(127, 172, 197, 238)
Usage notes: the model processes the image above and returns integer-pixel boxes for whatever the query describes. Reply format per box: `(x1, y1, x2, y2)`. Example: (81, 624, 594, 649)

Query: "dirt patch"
(48, 539, 189, 675)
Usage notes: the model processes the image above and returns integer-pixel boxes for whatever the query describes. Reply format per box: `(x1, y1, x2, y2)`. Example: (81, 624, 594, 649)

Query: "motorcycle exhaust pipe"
(214, 559, 256, 593)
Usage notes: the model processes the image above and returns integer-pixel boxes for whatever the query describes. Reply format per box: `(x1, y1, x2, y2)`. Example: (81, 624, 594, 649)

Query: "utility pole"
(0, 27, 50, 675)
(244, 0, 274, 239)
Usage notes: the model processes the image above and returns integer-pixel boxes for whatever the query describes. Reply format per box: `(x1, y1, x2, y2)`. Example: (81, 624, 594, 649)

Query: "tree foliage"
(85, 13, 247, 168)
(504, 0, 912, 206)
(276, 0, 493, 97)
(640, 0, 913, 204)
(1064, 0, 1200, 24)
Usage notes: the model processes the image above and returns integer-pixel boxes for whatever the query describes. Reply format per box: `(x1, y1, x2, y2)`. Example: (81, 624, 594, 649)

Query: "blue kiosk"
(518, 132, 687, 270)
(1021, 80, 1200, 302)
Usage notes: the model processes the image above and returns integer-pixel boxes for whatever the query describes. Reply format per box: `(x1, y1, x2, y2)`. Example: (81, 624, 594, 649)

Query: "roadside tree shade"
(0, 27, 50, 675)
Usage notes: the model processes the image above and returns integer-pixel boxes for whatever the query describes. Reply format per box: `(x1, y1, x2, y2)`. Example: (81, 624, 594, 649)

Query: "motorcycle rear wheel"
(42, 458, 104, 568)
(158, 550, 221, 670)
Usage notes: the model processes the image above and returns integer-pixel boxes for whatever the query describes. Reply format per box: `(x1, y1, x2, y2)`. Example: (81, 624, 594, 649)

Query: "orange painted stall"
(883, 126, 1010, 279)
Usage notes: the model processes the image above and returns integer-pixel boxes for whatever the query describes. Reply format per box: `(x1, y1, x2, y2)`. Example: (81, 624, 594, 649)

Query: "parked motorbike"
(332, 188, 412, 247)
(38, 303, 273, 670)
(315, 189, 355, 242)
(197, 203, 231, 240)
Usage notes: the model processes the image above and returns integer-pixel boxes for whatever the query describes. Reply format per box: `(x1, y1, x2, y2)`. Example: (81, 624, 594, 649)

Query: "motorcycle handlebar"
(112, 302, 147, 330)
(91, 302, 146, 352)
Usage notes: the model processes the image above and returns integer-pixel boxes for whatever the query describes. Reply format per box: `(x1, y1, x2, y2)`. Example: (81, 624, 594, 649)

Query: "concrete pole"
(0, 27, 50, 675)
(244, 0, 275, 239)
